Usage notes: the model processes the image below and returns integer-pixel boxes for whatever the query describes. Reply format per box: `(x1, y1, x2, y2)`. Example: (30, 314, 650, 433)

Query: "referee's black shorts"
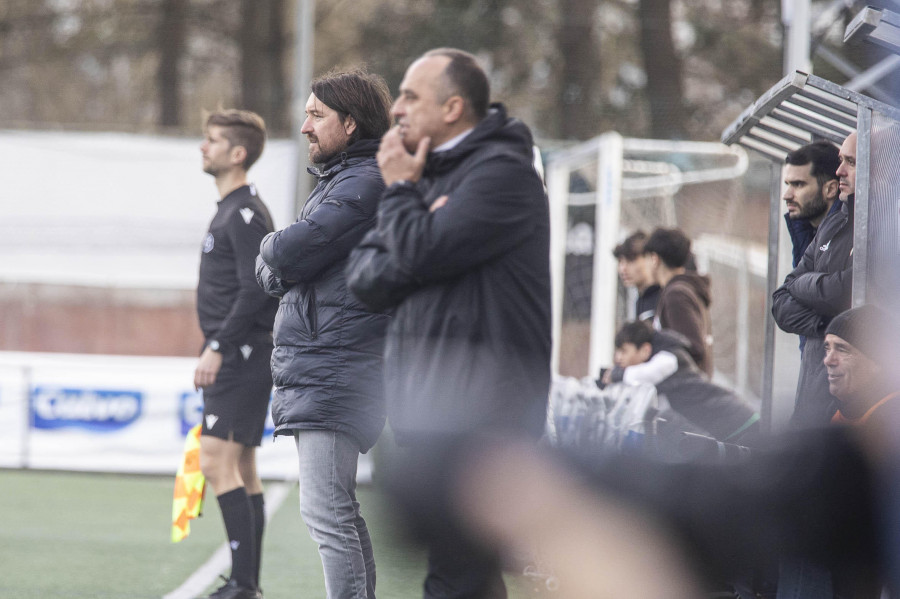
(201, 334, 273, 447)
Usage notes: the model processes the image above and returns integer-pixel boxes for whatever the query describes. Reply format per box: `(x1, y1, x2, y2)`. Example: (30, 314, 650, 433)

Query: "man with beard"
(782, 141, 841, 354)
(773, 132, 857, 429)
(783, 141, 841, 268)
(255, 69, 392, 599)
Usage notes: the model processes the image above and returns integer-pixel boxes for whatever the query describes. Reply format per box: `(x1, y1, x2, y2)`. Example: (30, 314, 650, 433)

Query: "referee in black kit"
(194, 109, 277, 599)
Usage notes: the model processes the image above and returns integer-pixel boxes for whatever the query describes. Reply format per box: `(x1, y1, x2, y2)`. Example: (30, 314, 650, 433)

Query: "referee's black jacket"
(256, 139, 389, 452)
(198, 184, 277, 351)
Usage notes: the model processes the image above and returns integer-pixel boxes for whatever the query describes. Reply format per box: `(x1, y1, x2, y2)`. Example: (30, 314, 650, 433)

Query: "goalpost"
(545, 134, 760, 399)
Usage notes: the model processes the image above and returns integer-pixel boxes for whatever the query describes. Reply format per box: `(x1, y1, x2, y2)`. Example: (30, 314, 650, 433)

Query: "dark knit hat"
(825, 304, 900, 362)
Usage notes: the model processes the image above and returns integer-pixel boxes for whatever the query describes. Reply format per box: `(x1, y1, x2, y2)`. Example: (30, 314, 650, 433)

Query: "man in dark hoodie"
(347, 48, 551, 599)
(773, 131, 856, 429)
(255, 69, 392, 599)
(643, 227, 714, 377)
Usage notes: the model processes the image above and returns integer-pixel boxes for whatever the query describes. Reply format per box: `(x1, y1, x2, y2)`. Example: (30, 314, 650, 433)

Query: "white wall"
(0, 130, 301, 289)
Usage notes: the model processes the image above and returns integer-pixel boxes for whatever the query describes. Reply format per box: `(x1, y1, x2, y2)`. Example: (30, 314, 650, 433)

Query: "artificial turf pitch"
(0, 469, 540, 598)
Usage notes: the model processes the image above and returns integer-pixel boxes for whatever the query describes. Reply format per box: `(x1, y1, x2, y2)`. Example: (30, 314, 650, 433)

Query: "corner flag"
(171, 423, 206, 542)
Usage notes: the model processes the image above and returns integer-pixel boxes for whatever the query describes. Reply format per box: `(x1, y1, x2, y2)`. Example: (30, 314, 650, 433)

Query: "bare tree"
(556, 0, 602, 140)
(637, 0, 686, 139)
(0, 0, 858, 144)
(240, 0, 289, 135)
(158, 0, 188, 128)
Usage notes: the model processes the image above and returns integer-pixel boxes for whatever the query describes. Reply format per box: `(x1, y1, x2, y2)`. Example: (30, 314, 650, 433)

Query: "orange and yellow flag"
(171, 423, 206, 542)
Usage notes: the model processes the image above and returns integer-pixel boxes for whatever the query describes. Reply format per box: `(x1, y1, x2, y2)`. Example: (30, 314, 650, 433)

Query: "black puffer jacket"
(346, 104, 552, 445)
(255, 139, 389, 452)
(772, 196, 854, 428)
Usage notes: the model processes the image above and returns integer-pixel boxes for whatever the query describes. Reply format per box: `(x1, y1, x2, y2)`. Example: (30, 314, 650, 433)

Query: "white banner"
(0, 351, 371, 481)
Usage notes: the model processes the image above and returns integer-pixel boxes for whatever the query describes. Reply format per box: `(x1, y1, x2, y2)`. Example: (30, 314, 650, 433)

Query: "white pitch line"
(163, 481, 296, 599)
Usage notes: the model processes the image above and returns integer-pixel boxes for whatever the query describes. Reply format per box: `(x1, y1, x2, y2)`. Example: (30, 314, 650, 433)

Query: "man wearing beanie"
(825, 304, 900, 425)
(774, 304, 900, 599)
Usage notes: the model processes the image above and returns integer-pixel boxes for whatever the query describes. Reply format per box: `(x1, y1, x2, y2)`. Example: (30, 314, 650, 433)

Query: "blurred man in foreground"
(389, 303, 900, 598)
(347, 48, 551, 599)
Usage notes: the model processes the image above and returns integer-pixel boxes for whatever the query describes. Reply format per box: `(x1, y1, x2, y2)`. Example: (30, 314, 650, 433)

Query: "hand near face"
(377, 126, 430, 186)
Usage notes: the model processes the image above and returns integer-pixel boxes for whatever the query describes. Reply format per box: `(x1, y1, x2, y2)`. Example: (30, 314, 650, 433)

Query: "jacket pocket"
(307, 286, 318, 339)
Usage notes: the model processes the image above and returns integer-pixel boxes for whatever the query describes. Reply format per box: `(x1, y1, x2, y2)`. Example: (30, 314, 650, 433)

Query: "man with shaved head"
(347, 48, 551, 599)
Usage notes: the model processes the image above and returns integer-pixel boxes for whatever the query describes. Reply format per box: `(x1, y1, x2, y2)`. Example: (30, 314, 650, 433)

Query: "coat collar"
(307, 138, 380, 178)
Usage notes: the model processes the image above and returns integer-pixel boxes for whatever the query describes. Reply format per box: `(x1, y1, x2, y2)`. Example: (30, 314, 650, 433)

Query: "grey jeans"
(295, 430, 375, 599)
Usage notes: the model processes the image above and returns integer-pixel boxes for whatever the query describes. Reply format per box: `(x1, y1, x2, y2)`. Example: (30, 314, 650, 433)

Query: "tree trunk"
(556, 0, 601, 140)
(266, 0, 288, 135)
(637, 0, 686, 139)
(240, 0, 289, 135)
(157, 0, 187, 128)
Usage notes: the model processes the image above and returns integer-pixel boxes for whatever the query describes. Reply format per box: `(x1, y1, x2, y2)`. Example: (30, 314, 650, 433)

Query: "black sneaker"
(205, 578, 259, 599)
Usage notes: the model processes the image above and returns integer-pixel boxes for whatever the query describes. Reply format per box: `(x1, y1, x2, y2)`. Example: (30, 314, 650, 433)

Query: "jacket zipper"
(307, 287, 318, 339)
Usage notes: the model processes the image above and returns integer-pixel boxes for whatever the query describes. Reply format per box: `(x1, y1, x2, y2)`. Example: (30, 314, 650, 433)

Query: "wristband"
(386, 179, 417, 193)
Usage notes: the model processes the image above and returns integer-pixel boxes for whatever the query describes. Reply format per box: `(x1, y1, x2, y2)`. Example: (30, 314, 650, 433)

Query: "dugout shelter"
(845, 5, 900, 56)
(721, 70, 900, 432)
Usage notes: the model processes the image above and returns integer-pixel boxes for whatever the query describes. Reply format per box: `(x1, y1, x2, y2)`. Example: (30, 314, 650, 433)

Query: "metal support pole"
(783, 0, 812, 75)
(843, 55, 900, 95)
(852, 107, 872, 307)
(291, 0, 314, 216)
(547, 161, 571, 375)
(762, 163, 782, 433)
(815, 46, 897, 105)
(589, 133, 623, 377)
(736, 255, 750, 398)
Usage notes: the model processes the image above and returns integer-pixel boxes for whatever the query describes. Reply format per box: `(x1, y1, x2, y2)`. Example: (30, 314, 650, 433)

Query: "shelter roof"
(720, 71, 900, 161)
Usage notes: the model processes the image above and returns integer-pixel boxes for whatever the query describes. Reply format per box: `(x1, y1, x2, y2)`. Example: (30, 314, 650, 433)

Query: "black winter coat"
(346, 104, 552, 445)
(772, 196, 854, 428)
(256, 139, 389, 451)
